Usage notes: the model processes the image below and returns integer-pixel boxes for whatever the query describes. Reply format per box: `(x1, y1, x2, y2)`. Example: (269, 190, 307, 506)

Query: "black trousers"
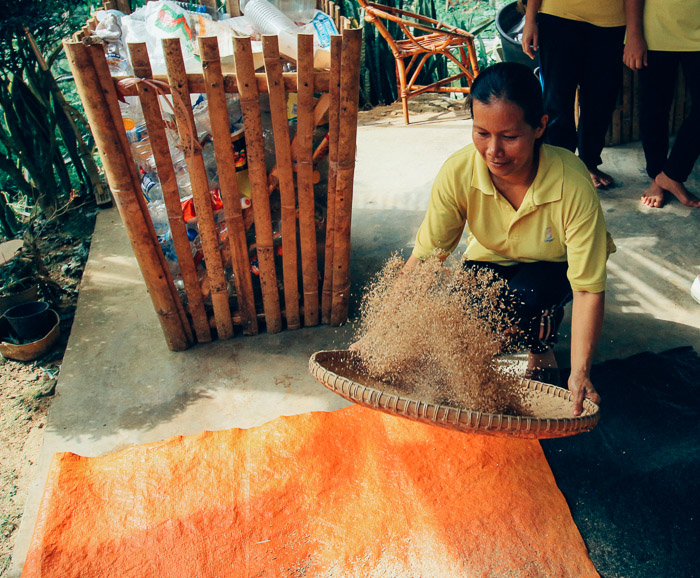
(639, 50, 700, 182)
(537, 13, 625, 169)
(464, 260, 572, 354)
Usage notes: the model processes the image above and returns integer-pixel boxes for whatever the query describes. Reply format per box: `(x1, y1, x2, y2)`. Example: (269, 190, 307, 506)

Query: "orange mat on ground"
(23, 405, 597, 577)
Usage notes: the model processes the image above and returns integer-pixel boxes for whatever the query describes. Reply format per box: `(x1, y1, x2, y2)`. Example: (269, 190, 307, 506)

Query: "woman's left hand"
(568, 370, 601, 417)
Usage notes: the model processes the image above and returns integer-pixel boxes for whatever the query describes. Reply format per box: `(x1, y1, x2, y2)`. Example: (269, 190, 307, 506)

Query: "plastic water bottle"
(140, 168, 163, 202)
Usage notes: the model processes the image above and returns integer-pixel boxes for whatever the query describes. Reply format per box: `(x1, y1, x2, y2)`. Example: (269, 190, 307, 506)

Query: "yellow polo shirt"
(413, 144, 614, 293)
(539, 0, 625, 28)
(643, 0, 700, 51)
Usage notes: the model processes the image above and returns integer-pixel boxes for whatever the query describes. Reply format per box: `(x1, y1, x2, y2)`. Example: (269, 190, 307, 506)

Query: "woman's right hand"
(623, 33, 648, 70)
(521, 19, 538, 59)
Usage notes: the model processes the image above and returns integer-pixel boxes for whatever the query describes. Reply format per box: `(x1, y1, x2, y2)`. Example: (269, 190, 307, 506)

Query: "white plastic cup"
(243, 0, 296, 35)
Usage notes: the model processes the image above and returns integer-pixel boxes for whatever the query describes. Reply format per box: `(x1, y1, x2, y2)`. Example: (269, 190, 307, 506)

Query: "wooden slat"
(64, 40, 191, 350)
(226, 0, 241, 16)
(611, 102, 621, 146)
(263, 35, 300, 330)
(130, 42, 212, 343)
(116, 0, 131, 14)
(673, 65, 685, 133)
(162, 37, 234, 340)
(114, 73, 331, 97)
(330, 28, 361, 326)
(621, 67, 632, 144)
(668, 87, 676, 134)
(234, 36, 282, 333)
(296, 34, 320, 327)
(88, 40, 196, 347)
(199, 36, 259, 336)
(321, 35, 343, 325)
(631, 69, 640, 142)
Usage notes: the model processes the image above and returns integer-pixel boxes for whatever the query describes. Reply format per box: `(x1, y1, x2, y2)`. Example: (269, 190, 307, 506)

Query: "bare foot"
(589, 168, 615, 189)
(525, 348, 560, 385)
(527, 347, 558, 371)
(641, 180, 666, 208)
(655, 172, 700, 208)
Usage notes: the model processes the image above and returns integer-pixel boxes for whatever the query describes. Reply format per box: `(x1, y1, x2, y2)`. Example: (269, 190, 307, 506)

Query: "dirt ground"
(0, 201, 97, 576)
(357, 93, 470, 124)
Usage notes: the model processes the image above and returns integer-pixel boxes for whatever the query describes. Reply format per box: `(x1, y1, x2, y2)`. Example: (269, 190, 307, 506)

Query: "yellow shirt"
(643, 0, 700, 51)
(413, 144, 614, 293)
(540, 0, 625, 28)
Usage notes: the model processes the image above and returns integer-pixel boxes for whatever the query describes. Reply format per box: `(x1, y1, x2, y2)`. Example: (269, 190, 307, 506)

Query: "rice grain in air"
(353, 253, 528, 416)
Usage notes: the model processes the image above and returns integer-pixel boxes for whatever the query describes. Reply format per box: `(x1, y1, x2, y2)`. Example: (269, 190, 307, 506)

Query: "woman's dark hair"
(468, 62, 545, 129)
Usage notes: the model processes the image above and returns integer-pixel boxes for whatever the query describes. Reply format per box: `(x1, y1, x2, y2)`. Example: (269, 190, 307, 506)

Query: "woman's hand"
(568, 370, 601, 417)
(623, 33, 648, 70)
(569, 290, 605, 416)
(521, 19, 539, 59)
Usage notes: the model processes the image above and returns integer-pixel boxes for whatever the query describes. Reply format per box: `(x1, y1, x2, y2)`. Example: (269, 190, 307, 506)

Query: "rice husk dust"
(353, 253, 527, 415)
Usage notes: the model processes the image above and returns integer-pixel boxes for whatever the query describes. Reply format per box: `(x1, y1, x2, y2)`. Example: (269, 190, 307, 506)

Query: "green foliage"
(0, 0, 101, 239)
(342, 0, 501, 108)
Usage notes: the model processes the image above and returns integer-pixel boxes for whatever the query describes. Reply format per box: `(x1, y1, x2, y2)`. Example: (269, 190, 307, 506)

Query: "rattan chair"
(358, 0, 480, 124)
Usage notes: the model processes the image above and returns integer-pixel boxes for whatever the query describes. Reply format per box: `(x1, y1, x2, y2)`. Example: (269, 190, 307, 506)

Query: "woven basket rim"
(309, 349, 600, 439)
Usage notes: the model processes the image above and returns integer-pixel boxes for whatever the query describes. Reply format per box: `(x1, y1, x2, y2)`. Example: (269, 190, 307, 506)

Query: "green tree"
(0, 0, 103, 237)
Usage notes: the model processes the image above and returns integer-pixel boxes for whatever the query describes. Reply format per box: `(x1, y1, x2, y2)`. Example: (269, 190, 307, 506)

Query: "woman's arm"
(569, 290, 604, 416)
(403, 254, 422, 271)
(623, 0, 647, 70)
(522, 0, 542, 59)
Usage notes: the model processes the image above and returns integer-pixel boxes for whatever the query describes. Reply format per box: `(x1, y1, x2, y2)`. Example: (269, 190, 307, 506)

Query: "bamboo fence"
(66, 2, 360, 350)
(604, 66, 689, 146)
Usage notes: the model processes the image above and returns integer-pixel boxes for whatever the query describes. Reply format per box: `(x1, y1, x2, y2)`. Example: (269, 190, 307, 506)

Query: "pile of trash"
(94, 0, 338, 74)
(93, 0, 334, 308)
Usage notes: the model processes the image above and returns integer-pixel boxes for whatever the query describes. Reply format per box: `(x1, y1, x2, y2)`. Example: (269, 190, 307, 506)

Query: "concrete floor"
(10, 109, 700, 575)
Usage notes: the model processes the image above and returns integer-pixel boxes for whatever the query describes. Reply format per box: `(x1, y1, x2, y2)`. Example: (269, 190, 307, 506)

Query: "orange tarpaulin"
(23, 406, 597, 577)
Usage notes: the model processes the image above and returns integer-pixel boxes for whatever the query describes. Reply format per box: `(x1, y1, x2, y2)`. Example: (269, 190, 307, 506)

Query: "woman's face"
(472, 97, 547, 183)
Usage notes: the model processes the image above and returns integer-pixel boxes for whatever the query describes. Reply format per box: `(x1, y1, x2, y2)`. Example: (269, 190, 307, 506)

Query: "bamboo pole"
(63, 40, 191, 350)
(234, 36, 282, 333)
(321, 35, 342, 324)
(263, 35, 300, 330)
(632, 70, 640, 142)
(296, 34, 320, 327)
(611, 101, 621, 146)
(330, 28, 361, 326)
(129, 43, 212, 343)
(199, 36, 259, 336)
(226, 0, 241, 16)
(88, 40, 195, 347)
(114, 73, 331, 97)
(86, 41, 193, 344)
(162, 37, 234, 340)
(673, 65, 685, 133)
(116, 0, 131, 14)
(622, 67, 632, 144)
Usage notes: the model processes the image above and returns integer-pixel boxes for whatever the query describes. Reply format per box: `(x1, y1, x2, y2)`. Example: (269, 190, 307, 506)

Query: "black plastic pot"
(496, 1, 539, 71)
(4, 301, 51, 341)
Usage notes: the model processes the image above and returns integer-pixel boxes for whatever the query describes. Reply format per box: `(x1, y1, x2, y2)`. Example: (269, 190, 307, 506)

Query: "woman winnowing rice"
(404, 62, 614, 416)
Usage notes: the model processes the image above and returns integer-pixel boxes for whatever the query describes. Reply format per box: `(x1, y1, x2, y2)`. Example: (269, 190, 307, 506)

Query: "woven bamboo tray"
(309, 350, 600, 439)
